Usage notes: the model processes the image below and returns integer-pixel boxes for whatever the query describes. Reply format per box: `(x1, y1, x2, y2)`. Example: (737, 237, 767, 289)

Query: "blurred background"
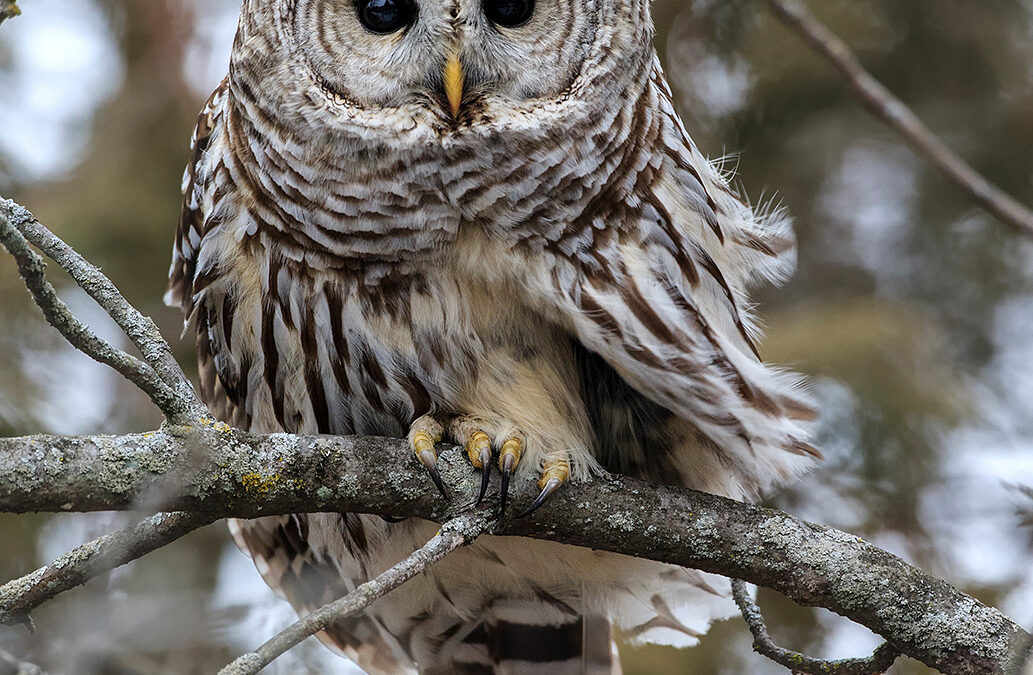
(1, 0, 1032, 673)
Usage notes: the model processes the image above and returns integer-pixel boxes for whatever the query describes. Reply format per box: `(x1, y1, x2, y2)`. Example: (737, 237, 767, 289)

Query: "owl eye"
(355, 0, 417, 34)
(483, 0, 534, 28)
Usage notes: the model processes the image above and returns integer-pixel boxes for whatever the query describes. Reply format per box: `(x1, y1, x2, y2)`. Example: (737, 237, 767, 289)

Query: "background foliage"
(1, 1, 1032, 672)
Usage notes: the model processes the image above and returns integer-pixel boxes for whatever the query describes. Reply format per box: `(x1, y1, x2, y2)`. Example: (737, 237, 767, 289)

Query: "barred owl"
(167, 0, 817, 671)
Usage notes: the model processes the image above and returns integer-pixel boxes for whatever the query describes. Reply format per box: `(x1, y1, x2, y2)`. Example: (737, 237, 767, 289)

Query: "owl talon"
(419, 449, 450, 499)
(499, 456, 514, 517)
(518, 478, 563, 518)
(410, 419, 449, 499)
(518, 458, 570, 518)
(497, 438, 522, 517)
(462, 429, 494, 506)
(476, 447, 492, 506)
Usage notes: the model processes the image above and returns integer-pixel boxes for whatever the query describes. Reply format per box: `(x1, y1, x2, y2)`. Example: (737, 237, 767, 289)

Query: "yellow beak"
(443, 50, 464, 118)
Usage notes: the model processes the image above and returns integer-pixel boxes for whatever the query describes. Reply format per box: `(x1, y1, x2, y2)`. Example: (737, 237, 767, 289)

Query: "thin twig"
(0, 198, 206, 423)
(218, 512, 492, 675)
(762, 0, 1033, 240)
(0, 512, 215, 627)
(731, 579, 900, 674)
(0, 646, 47, 675)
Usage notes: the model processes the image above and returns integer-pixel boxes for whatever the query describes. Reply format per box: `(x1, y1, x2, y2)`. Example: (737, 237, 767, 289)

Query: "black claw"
(417, 449, 449, 499)
(516, 478, 562, 518)
(427, 464, 449, 499)
(476, 447, 492, 506)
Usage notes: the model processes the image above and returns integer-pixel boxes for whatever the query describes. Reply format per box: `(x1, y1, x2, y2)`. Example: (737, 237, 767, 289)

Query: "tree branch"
(218, 512, 492, 675)
(0, 511, 216, 627)
(0, 199, 207, 424)
(731, 579, 900, 674)
(762, 0, 1033, 240)
(0, 430, 1028, 675)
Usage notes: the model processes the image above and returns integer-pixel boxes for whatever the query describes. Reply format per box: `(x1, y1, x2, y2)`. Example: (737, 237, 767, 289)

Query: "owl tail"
(352, 598, 621, 674)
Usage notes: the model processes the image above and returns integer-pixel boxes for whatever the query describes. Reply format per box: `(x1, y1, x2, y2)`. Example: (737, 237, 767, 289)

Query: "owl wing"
(519, 61, 817, 494)
(168, 78, 226, 318)
(168, 85, 415, 674)
(166, 77, 251, 427)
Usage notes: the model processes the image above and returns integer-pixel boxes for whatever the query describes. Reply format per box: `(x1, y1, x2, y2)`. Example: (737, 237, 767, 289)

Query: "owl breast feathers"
(167, 0, 818, 672)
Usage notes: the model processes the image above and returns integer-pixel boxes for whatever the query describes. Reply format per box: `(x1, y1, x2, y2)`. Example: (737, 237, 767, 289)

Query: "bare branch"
(0, 647, 47, 675)
(762, 0, 1033, 240)
(0, 198, 206, 423)
(0, 430, 1028, 674)
(731, 579, 900, 674)
(219, 512, 492, 675)
(0, 511, 216, 627)
(0, 211, 187, 421)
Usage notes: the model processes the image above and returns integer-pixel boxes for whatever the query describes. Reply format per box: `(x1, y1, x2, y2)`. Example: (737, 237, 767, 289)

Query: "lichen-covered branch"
(0, 198, 206, 424)
(0, 511, 216, 627)
(219, 512, 492, 675)
(762, 0, 1033, 240)
(0, 430, 1028, 675)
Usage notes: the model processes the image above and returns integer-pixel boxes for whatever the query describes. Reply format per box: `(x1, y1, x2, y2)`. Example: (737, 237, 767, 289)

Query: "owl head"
(235, 0, 652, 129)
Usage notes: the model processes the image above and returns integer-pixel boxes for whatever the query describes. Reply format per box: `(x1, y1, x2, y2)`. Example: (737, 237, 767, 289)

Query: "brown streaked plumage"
(167, 0, 817, 672)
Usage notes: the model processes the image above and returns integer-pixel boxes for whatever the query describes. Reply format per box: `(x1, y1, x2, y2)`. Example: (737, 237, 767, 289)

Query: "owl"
(167, 0, 818, 672)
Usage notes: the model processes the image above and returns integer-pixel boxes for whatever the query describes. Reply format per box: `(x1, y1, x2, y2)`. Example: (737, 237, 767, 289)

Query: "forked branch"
(0, 430, 1028, 674)
(0, 199, 207, 424)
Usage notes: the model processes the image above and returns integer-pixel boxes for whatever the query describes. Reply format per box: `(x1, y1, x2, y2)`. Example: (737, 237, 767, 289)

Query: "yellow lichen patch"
(241, 472, 281, 496)
(200, 417, 233, 434)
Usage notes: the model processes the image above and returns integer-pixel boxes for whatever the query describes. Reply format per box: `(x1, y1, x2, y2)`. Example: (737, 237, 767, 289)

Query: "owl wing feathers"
(521, 62, 817, 496)
(168, 77, 227, 316)
(169, 83, 416, 675)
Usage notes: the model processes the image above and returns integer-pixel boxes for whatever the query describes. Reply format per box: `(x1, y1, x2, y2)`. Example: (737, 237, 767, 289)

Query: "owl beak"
(443, 50, 464, 118)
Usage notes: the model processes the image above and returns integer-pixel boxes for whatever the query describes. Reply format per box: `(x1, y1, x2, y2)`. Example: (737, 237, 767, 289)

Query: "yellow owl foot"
(448, 417, 523, 513)
(410, 415, 570, 516)
(409, 415, 448, 499)
(450, 419, 493, 505)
